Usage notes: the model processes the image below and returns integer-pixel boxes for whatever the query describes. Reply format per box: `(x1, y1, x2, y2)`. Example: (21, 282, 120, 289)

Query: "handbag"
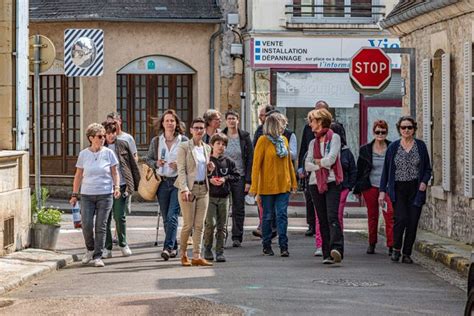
(138, 138, 164, 201)
(138, 163, 161, 201)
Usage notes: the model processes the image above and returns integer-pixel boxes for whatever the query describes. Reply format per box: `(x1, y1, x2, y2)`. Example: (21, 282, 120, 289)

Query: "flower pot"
(32, 223, 60, 250)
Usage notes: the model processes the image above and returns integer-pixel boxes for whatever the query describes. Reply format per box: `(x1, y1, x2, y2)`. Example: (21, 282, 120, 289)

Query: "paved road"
(1, 217, 466, 315)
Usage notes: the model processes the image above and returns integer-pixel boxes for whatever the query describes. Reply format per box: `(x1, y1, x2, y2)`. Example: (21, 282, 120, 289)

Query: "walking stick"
(154, 206, 161, 246)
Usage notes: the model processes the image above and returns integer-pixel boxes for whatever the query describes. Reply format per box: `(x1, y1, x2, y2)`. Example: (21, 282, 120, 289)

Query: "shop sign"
(251, 37, 400, 69)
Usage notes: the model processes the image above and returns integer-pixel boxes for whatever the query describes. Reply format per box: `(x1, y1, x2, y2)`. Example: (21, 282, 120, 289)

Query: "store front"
(248, 36, 402, 204)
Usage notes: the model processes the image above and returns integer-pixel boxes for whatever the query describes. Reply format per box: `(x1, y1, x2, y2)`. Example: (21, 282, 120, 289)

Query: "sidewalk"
(47, 198, 368, 219)
(0, 249, 75, 295)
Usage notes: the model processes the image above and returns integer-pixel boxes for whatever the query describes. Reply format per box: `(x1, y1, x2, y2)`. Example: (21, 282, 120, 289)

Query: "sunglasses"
(374, 130, 387, 135)
(95, 135, 105, 139)
(400, 126, 414, 130)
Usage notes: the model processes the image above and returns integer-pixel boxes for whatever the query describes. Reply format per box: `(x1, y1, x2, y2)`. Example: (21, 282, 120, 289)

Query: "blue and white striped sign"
(64, 28, 104, 77)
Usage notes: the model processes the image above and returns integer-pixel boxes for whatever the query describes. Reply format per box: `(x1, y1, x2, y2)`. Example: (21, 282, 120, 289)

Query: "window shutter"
(463, 42, 473, 197)
(441, 53, 451, 191)
(422, 59, 432, 159)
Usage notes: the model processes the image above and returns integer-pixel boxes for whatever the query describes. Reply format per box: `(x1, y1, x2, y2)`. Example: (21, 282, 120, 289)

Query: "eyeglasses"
(95, 135, 105, 139)
(374, 130, 387, 135)
(400, 126, 414, 130)
(193, 127, 205, 130)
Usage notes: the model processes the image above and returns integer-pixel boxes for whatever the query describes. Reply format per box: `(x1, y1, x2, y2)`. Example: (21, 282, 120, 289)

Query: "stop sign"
(350, 47, 392, 91)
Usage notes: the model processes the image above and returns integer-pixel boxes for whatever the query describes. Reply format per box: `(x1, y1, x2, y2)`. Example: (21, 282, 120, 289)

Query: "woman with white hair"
(249, 114, 297, 257)
(69, 123, 121, 267)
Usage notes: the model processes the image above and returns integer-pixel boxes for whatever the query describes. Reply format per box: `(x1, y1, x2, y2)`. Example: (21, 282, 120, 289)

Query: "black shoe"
(232, 240, 241, 248)
(391, 250, 401, 262)
(280, 249, 289, 257)
(215, 253, 226, 262)
(204, 248, 214, 261)
(388, 247, 393, 256)
(366, 244, 375, 254)
(323, 257, 334, 264)
(263, 247, 274, 256)
(271, 231, 277, 239)
(161, 249, 170, 261)
(402, 255, 413, 264)
(305, 227, 315, 237)
(252, 229, 262, 238)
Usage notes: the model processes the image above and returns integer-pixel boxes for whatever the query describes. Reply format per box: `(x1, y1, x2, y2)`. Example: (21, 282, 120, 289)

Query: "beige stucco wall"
(395, 11, 474, 243)
(30, 21, 220, 139)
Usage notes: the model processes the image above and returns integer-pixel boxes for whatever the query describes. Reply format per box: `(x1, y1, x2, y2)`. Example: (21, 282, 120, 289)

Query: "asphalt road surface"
(0, 217, 466, 315)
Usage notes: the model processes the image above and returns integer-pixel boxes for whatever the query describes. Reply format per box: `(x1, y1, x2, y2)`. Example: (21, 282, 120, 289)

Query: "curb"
(0, 252, 76, 296)
(376, 225, 470, 277)
(414, 240, 470, 277)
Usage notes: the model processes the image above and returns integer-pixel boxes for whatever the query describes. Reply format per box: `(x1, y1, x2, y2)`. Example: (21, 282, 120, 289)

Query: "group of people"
(69, 100, 431, 268)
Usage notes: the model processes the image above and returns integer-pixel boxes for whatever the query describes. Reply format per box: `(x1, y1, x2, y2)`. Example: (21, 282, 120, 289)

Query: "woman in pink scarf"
(305, 108, 344, 265)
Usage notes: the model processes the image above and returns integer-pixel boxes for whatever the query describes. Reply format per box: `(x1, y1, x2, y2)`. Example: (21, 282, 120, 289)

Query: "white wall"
(250, 0, 400, 31)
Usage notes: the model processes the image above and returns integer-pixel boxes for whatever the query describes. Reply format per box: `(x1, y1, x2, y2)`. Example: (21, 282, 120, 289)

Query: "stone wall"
(0, 152, 31, 255)
(399, 12, 473, 243)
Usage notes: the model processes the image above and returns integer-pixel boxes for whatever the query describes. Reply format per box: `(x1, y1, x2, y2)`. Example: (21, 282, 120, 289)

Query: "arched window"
(116, 56, 195, 149)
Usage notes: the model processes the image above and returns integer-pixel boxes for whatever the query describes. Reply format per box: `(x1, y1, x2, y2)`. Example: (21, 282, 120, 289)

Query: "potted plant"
(31, 187, 62, 250)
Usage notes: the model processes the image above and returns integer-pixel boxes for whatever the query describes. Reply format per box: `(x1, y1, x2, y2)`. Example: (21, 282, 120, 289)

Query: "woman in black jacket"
(354, 120, 393, 255)
(379, 116, 432, 264)
(222, 110, 254, 247)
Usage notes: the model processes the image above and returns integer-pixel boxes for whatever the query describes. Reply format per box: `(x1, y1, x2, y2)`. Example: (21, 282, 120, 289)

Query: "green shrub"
(36, 207, 62, 226)
(31, 187, 50, 212)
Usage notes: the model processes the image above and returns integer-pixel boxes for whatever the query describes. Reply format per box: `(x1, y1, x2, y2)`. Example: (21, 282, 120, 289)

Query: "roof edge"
(380, 0, 459, 29)
(30, 17, 224, 24)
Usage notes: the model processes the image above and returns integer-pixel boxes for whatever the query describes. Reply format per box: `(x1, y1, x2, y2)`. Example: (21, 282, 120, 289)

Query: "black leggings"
(393, 180, 422, 256)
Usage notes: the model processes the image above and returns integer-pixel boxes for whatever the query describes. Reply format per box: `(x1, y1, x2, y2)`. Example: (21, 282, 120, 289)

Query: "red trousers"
(362, 186, 394, 247)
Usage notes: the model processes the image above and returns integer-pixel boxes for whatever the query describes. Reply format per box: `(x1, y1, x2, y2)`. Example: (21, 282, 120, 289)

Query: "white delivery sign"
(252, 37, 401, 69)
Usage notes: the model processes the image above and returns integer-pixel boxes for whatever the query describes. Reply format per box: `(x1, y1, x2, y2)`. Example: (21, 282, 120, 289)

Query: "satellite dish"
(71, 37, 97, 68)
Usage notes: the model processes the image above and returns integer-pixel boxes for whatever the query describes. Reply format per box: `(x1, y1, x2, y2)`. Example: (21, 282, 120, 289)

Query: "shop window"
(29, 75, 80, 175)
(116, 74, 193, 150)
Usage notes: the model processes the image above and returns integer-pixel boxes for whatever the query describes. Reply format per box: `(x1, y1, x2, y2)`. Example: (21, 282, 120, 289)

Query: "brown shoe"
(181, 255, 191, 267)
(191, 258, 213, 266)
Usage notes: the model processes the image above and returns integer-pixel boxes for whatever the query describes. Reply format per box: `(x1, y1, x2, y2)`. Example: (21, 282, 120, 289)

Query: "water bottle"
(72, 201, 82, 229)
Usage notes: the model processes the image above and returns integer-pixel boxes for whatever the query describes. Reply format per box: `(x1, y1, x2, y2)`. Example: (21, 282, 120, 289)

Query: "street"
(1, 216, 466, 315)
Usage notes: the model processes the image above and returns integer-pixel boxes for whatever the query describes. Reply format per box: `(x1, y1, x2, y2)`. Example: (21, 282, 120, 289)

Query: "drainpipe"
(15, 0, 29, 150)
(209, 24, 223, 109)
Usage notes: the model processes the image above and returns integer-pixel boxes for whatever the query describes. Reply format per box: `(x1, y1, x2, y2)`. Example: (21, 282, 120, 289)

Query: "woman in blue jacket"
(379, 116, 432, 264)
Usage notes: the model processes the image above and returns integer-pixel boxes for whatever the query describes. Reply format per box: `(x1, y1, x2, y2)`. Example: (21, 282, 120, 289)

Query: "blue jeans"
(157, 179, 180, 250)
(261, 193, 289, 250)
(81, 194, 113, 259)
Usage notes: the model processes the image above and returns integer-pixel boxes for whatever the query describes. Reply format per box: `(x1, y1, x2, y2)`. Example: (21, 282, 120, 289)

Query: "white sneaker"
(120, 245, 132, 257)
(93, 258, 105, 267)
(102, 249, 112, 259)
(314, 248, 323, 257)
(81, 250, 94, 264)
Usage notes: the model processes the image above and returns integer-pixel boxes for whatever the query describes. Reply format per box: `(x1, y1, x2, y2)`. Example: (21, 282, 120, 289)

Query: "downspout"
(15, 0, 29, 150)
(209, 24, 223, 109)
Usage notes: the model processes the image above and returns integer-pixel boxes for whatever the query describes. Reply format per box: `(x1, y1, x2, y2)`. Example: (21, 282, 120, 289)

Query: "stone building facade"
(381, 0, 474, 243)
(0, 0, 31, 255)
(28, 0, 245, 196)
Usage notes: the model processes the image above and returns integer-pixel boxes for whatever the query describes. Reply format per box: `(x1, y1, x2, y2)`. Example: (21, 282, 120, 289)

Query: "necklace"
(90, 148, 102, 161)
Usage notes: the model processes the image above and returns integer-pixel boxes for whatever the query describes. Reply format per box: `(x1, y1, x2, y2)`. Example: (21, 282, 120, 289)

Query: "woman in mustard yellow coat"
(249, 114, 297, 257)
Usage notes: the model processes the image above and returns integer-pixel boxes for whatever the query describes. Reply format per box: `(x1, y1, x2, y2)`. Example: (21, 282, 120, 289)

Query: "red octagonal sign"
(350, 47, 392, 90)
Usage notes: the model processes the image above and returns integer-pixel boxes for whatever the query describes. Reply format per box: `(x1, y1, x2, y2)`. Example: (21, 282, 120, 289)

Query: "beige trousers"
(178, 184, 209, 256)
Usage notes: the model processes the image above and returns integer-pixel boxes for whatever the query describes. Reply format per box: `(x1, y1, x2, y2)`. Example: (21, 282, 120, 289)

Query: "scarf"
(313, 128, 343, 193)
(266, 135, 288, 158)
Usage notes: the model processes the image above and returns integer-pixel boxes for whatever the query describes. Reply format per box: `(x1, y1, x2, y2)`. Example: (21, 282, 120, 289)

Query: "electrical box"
(227, 13, 239, 26)
(231, 43, 243, 57)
